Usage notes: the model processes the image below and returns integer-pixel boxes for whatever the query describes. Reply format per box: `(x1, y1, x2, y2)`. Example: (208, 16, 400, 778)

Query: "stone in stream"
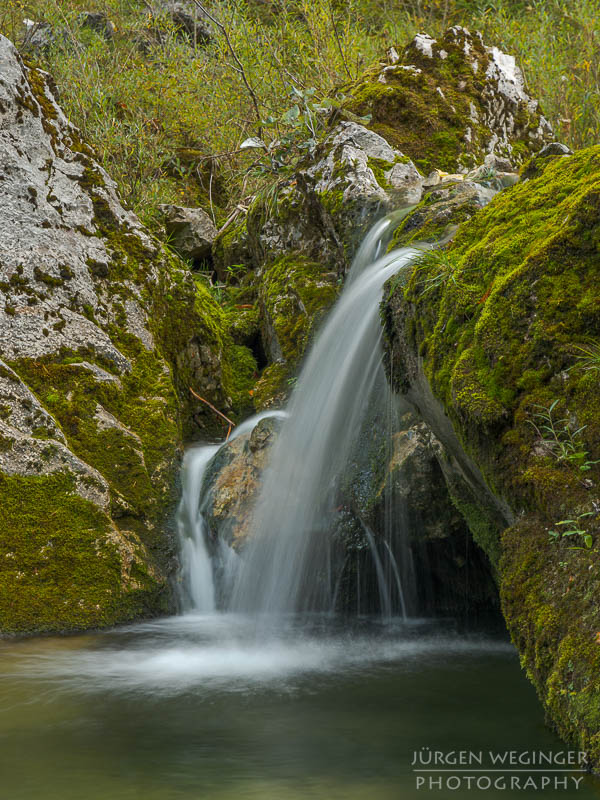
(201, 416, 281, 549)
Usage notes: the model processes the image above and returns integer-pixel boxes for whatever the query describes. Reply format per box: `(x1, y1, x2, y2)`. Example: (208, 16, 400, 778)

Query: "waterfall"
(178, 212, 423, 618)
(176, 444, 219, 612)
(229, 219, 421, 615)
(177, 411, 287, 612)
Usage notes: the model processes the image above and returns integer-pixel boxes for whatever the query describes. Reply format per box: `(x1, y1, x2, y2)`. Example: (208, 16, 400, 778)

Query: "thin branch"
(217, 203, 248, 236)
(190, 0, 263, 137)
(328, 1, 352, 81)
(189, 387, 236, 431)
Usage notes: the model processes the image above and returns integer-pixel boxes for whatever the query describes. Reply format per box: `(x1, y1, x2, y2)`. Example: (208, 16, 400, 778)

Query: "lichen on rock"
(345, 26, 553, 175)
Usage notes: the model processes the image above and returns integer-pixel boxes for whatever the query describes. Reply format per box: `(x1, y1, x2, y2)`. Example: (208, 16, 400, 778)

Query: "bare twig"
(189, 387, 236, 434)
(208, 168, 216, 226)
(190, 0, 263, 137)
(328, 1, 352, 81)
(217, 203, 249, 236)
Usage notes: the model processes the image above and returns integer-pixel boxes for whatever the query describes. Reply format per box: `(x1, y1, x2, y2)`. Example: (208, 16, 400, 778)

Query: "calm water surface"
(0, 614, 598, 800)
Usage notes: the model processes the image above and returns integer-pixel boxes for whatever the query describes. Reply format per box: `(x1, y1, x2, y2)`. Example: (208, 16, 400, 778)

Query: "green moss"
(10, 350, 179, 524)
(212, 214, 252, 277)
(251, 362, 289, 411)
(345, 28, 548, 174)
(0, 471, 168, 634)
(366, 156, 393, 190)
(384, 144, 600, 766)
(260, 254, 338, 365)
(222, 344, 258, 413)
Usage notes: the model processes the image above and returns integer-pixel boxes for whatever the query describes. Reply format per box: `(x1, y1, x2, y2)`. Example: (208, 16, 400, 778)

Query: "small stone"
(159, 204, 217, 264)
(537, 142, 573, 158)
(78, 12, 115, 40)
(155, 1, 212, 47)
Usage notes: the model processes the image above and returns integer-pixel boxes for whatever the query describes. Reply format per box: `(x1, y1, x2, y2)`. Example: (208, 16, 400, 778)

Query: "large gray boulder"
(0, 35, 229, 633)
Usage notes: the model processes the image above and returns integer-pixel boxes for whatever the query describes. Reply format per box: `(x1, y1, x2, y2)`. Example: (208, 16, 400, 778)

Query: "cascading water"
(176, 444, 218, 612)
(230, 228, 421, 616)
(178, 212, 425, 618)
(177, 410, 287, 611)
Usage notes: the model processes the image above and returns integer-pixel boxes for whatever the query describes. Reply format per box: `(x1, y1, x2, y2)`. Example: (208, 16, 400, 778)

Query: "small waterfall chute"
(178, 211, 424, 619)
(229, 235, 421, 615)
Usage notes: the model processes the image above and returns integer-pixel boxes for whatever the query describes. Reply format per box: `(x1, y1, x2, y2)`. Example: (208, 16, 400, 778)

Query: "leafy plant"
(528, 399, 599, 472)
(549, 511, 596, 549)
(240, 86, 367, 177)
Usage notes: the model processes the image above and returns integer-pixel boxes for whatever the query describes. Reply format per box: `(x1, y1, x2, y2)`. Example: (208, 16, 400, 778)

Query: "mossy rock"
(345, 26, 553, 175)
(383, 144, 600, 766)
(0, 34, 243, 632)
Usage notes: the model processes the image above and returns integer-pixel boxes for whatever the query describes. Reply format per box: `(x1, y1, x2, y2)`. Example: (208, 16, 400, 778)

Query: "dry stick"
(217, 203, 250, 236)
(328, 1, 352, 81)
(190, 0, 263, 138)
(189, 388, 236, 440)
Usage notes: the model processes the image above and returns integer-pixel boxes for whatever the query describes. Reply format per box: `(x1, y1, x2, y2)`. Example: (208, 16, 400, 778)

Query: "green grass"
(1, 0, 599, 230)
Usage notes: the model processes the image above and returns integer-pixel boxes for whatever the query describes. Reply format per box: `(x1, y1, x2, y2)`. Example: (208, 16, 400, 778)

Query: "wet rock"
(202, 417, 281, 547)
(386, 172, 505, 249)
(160, 204, 217, 264)
(521, 140, 574, 179)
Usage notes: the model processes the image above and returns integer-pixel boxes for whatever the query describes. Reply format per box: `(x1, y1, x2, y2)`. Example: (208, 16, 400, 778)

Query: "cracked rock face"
(0, 35, 221, 633)
(246, 121, 423, 271)
(346, 26, 553, 174)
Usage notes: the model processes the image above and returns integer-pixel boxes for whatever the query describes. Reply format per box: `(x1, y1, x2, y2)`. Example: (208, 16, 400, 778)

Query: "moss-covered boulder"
(383, 145, 600, 765)
(214, 120, 424, 278)
(0, 35, 238, 633)
(212, 121, 424, 407)
(346, 26, 553, 175)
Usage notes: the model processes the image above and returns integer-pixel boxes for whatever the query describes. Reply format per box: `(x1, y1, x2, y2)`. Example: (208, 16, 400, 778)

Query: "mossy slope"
(383, 146, 600, 765)
(0, 34, 240, 633)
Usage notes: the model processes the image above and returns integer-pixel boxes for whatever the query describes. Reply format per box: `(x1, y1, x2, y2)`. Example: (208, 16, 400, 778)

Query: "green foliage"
(1, 0, 598, 228)
(244, 87, 338, 177)
(414, 247, 470, 296)
(548, 511, 596, 549)
(570, 341, 600, 375)
(528, 399, 600, 472)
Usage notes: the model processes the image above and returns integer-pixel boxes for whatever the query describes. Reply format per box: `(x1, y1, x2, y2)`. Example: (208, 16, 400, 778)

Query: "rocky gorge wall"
(0, 33, 250, 632)
(1, 23, 588, 778)
(383, 145, 600, 765)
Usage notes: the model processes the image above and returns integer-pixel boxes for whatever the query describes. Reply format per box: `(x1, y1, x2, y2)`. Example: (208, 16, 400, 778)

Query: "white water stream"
(178, 213, 423, 617)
